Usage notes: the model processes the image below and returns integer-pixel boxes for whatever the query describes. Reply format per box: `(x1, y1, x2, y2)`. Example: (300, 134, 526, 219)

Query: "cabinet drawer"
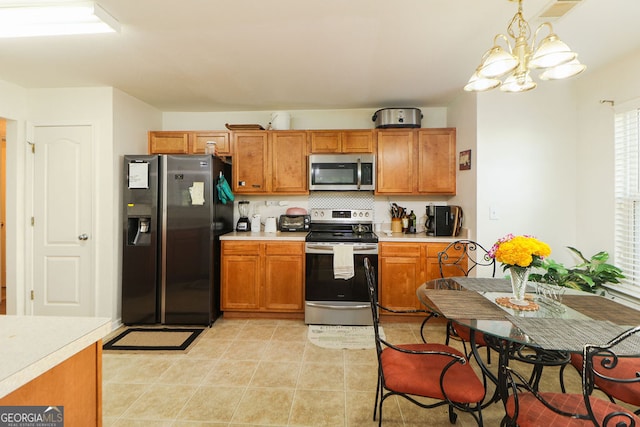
(380, 243, 421, 257)
(222, 241, 261, 255)
(265, 242, 304, 255)
(426, 242, 461, 258)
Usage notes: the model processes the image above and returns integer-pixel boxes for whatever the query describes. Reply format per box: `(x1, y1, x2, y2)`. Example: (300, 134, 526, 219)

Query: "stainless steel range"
(304, 208, 378, 325)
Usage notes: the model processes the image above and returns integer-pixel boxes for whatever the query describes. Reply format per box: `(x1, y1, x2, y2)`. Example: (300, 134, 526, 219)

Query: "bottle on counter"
(401, 215, 409, 233)
(408, 210, 417, 233)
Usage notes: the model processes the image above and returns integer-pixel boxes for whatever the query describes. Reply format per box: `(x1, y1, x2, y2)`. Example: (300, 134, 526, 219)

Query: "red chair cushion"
(506, 392, 640, 426)
(380, 343, 485, 403)
(453, 324, 487, 346)
(571, 353, 640, 407)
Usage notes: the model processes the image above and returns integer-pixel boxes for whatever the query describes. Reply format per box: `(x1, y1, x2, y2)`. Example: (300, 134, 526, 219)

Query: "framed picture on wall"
(459, 149, 471, 170)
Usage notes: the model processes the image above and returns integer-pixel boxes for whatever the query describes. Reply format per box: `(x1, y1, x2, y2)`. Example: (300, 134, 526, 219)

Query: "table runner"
(562, 294, 640, 326)
(422, 289, 507, 320)
(449, 277, 536, 294)
(506, 316, 640, 355)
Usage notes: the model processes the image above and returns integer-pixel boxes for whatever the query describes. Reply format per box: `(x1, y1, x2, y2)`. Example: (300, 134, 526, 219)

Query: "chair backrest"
(582, 325, 640, 422)
(438, 239, 496, 278)
(364, 257, 383, 356)
(505, 325, 640, 426)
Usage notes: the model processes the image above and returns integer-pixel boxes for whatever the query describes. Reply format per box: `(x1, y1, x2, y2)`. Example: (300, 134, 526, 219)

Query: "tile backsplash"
(232, 192, 452, 233)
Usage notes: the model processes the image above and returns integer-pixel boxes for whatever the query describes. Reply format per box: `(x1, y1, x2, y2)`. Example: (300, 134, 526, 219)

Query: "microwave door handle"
(356, 158, 361, 189)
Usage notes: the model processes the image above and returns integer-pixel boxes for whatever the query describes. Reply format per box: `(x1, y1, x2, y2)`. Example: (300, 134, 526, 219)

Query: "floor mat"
(103, 327, 204, 352)
(307, 325, 384, 349)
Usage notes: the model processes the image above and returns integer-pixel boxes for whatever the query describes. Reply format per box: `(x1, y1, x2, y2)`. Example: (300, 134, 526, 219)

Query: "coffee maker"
(236, 200, 251, 231)
(425, 205, 463, 236)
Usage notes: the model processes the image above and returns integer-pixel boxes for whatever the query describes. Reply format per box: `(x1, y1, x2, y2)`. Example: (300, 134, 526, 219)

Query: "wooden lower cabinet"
(221, 241, 304, 314)
(379, 242, 466, 314)
(0, 342, 102, 426)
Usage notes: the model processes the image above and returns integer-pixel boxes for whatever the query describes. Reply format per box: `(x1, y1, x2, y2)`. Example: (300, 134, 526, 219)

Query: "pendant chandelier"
(464, 0, 585, 93)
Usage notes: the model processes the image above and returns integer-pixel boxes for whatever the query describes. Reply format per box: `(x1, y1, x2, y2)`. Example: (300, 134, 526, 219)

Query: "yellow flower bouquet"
(488, 234, 551, 305)
(488, 234, 551, 270)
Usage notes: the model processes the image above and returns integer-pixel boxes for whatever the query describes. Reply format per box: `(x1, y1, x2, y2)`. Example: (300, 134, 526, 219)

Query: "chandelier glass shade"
(464, 0, 585, 93)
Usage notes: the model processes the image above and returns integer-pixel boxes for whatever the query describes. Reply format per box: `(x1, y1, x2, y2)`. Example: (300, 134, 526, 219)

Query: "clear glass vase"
(509, 266, 530, 306)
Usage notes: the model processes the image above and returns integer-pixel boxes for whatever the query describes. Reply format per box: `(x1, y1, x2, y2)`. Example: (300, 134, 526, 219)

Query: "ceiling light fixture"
(464, 0, 585, 93)
(0, 1, 119, 38)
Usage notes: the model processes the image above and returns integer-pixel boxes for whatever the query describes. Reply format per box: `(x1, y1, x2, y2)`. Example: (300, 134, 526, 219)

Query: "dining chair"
(436, 240, 495, 362)
(501, 325, 640, 427)
(560, 352, 640, 414)
(364, 257, 486, 426)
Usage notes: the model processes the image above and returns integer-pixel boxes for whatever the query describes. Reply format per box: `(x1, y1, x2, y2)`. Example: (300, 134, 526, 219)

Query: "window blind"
(615, 102, 640, 294)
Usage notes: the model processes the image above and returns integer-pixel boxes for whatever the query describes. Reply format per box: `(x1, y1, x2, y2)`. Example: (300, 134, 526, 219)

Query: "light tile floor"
(103, 318, 586, 427)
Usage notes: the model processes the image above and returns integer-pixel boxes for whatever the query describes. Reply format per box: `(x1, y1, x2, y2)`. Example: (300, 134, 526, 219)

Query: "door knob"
(78, 234, 89, 241)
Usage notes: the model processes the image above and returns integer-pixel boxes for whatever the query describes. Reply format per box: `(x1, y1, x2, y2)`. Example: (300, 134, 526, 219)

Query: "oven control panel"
(310, 209, 373, 223)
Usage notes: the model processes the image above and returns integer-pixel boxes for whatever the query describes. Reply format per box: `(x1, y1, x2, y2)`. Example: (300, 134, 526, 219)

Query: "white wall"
(475, 84, 579, 268)
(447, 92, 478, 241)
(0, 79, 28, 314)
(163, 107, 447, 131)
(574, 50, 640, 262)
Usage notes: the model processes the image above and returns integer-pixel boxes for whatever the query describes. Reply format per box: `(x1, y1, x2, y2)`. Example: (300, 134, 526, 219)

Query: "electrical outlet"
(489, 206, 500, 220)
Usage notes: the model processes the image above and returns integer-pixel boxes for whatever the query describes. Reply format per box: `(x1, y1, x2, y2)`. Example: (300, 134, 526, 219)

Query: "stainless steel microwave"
(308, 154, 375, 191)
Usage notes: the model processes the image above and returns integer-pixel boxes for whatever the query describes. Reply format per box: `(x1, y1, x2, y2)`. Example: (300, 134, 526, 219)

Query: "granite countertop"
(0, 315, 111, 398)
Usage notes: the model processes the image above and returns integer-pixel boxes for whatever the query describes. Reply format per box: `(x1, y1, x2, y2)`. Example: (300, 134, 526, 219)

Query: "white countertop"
(221, 231, 308, 241)
(0, 315, 111, 398)
(220, 229, 467, 243)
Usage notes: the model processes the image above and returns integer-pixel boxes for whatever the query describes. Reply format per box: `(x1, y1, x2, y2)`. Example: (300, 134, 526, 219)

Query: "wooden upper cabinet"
(376, 130, 415, 194)
(233, 131, 269, 193)
(309, 130, 374, 153)
(271, 131, 308, 193)
(149, 130, 232, 155)
(148, 131, 190, 154)
(192, 131, 231, 156)
(376, 128, 456, 195)
(417, 128, 456, 194)
(232, 131, 308, 194)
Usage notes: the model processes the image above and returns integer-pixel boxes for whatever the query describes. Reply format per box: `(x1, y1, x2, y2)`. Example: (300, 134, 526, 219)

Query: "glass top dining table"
(416, 277, 640, 355)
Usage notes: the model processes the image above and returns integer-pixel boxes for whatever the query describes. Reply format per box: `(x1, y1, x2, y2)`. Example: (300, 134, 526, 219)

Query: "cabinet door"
(417, 129, 456, 194)
(375, 130, 415, 194)
(232, 131, 268, 193)
(264, 242, 304, 311)
(270, 131, 308, 193)
(379, 243, 424, 311)
(342, 131, 374, 153)
(192, 132, 231, 155)
(425, 242, 468, 280)
(148, 131, 190, 154)
(309, 131, 341, 153)
(221, 242, 261, 310)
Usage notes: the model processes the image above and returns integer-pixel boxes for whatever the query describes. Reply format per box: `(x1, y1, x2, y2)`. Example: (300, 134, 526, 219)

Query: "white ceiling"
(0, 0, 639, 112)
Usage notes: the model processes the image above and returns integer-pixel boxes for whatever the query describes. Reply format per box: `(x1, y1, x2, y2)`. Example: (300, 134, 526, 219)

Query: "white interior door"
(33, 125, 93, 316)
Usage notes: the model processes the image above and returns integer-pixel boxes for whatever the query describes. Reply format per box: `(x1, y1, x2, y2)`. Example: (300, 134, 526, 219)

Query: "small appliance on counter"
(425, 205, 463, 237)
(264, 217, 277, 233)
(279, 214, 311, 232)
(236, 200, 251, 231)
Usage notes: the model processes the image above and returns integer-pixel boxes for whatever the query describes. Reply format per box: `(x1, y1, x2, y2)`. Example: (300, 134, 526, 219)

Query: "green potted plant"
(529, 247, 625, 294)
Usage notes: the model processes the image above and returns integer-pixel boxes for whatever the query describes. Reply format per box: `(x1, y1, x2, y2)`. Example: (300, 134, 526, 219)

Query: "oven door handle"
(306, 302, 371, 310)
(305, 244, 378, 252)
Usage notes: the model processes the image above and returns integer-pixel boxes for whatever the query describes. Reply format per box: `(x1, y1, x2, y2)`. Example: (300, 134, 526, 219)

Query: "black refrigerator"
(121, 154, 233, 325)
